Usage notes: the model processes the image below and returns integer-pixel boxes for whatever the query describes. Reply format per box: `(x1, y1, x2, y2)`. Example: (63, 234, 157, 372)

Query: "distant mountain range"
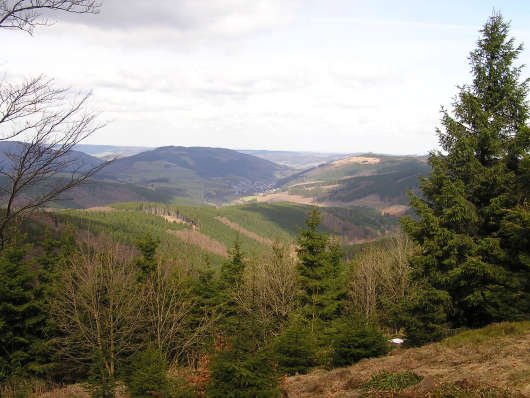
(92, 146, 291, 203)
(239, 150, 349, 169)
(2, 142, 431, 211)
(74, 144, 151, 160)
(0, 141, 103, 173)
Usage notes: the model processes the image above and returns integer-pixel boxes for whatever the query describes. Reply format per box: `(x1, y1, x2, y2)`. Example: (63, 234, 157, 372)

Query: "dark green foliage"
(361, 372, 423, 392)
(85, 353, 118, 398)
(402, 13, 530, 330)
(219, 238, 245, 289)
(400, 285, 452, 347)
(0, 241, 48, 382)
(273, 318, 315, 375)
(135, 233, 160, 279)
(206, 347, 280, 398)
(330, 320, 389, 367)
(124, 347, 169, 398)
(296, 208, 345, 330)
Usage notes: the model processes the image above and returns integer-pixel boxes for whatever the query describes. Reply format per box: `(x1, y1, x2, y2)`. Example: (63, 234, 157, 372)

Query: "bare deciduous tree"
(234, 242, 298, 341)
(0, 0, 101, 34)
(0, 0, 108, 250)
(348, 233, 414, 329)
(0, 76, 108, 248)
(144, 261, 208, 365)
(52, 243, 144, 381)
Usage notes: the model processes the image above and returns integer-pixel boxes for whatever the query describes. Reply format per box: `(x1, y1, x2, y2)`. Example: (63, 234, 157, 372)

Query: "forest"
(0, 6, 529, 398)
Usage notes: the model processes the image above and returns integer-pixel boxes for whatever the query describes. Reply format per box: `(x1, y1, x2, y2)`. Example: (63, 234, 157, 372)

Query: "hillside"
(94, 146, 291, 203)
(75, 144, 151, 160)
(45, 201, 399, 268)
(252, 154, 430, 215)
(283, 322, 530, 397)
(0, 141, 103, 173)
(240, 149, 349, 169)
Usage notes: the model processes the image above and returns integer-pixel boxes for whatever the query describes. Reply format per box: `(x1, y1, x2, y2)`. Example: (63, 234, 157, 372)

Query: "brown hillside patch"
(167, 229, 228, 257)
(257, 191, 317, 205)
(283, 326, 530, 398)
(331, 156, 380, 167)
(162, 214, 194, 226)
(215, 216, 273, 246)
(381, 205, 410, 216)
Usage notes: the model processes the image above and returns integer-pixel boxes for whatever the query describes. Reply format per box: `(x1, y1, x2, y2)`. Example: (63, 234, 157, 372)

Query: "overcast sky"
(3, 0, 530, 154)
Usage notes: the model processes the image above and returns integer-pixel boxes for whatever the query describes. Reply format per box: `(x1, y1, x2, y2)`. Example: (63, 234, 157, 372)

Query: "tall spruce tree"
(297, 208, 344, 333)
(402, 13, 530, 328)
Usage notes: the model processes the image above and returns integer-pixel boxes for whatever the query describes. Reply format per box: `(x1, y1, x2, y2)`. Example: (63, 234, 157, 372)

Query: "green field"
(51, 201, 399, 268)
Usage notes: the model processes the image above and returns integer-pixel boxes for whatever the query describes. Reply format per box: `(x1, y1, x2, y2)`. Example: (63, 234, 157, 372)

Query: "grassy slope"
(284, 322, 530, 397)
(276, 155, 430, 209)
(50, 201, 399, 268)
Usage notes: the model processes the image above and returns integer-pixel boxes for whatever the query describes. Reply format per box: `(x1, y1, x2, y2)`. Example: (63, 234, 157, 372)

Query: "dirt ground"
(283, 327, 530, 397)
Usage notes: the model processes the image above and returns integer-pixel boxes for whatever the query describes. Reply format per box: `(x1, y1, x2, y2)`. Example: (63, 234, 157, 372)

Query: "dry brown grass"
(35, 384, 130, 398)
(167, 228, 228, 257)
(215, 216, 273, 246)
(36, 384, 91, 398)
(283, 324, 530, 398)
(331, 156, 381, 167)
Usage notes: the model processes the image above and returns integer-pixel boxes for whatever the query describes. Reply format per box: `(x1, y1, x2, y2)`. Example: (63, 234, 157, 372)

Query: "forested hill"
(252, 154, 430, 215)
(0, 141, 103, 173)
(93, 146, 291, 202)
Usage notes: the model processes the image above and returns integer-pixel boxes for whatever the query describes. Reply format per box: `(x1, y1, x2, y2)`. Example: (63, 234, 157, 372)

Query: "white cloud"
(2, 1, 530, 154)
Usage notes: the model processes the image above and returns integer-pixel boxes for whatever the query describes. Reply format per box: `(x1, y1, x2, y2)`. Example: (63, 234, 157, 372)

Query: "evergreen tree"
(0, 241, 48, 382)
(402, 13, 530, 328)
(135, 233, 160, 280)
(219, 237, 245, 289)
(296, 208, 344, 332)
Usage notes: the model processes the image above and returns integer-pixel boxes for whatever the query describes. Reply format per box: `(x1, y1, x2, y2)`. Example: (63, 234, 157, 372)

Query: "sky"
(2, 0, 530, 155)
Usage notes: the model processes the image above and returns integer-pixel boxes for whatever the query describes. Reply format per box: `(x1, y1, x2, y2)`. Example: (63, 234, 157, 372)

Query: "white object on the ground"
(389, 338, 405, 344)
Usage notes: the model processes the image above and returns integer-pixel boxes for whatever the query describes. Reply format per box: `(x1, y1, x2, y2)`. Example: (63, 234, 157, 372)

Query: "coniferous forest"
(0, 6, 529, 398)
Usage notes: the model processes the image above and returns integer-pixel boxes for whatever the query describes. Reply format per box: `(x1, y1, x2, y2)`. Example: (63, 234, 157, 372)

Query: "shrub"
(401, 285, 452, 347)
(331, 320, 388, 367)
(206, 348, 280, 398)
(273, 320, 315, 375)
(124, 347, 169, 398)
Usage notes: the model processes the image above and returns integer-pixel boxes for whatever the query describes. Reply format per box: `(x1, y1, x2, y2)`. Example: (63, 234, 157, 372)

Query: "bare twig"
(0, 0, 101, 34)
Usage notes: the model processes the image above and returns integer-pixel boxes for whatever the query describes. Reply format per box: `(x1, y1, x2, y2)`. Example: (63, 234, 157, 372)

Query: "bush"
(124, 347, 169, 398)
(207, 348, 280, 398)
(401, 285, 452, 347)
(273, 320, 315, 375)
(331, 320, 389, 367)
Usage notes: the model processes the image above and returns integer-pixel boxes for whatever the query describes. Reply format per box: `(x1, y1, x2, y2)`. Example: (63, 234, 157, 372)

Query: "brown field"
(331, 156, 381, 167)
(257, 191, 317, 205)
(162, 214, 194, 227)
(283, 323, 530, 397)
(167, 229, 228, 257)
(215, 216, 273, 246)
(381, 205, 410, 216)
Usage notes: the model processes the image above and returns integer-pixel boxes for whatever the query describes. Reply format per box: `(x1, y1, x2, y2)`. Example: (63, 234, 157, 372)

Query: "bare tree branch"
(51, 243, 144, 376)
(0, 76, 110, 249)
(0, 0, 101, 34)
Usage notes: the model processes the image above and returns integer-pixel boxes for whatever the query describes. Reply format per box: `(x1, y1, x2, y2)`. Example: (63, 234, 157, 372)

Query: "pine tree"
(402, 13, 530, 328)
(297, 208, 344, 333)
(135, 233, 160, 280)
(0, 242, 48, 382)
